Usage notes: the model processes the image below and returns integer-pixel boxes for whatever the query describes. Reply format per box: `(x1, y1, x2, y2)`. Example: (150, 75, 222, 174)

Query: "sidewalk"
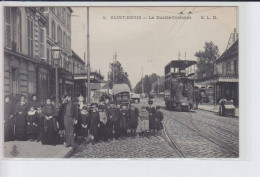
(3, 141, 73, 158)
(198, 103, 239, 117)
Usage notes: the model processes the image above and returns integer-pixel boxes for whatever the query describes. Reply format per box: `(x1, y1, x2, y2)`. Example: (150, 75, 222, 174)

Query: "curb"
(198, 108, 239, 118)
(63, 147, 74, 158)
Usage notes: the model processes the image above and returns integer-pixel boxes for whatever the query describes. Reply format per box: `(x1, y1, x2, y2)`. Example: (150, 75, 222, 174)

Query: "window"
(57, 26, 62, 46)
(46, 15, 49, 36)
(63, 32, 67, 49)
(18, 9, 22, 52)
(67, 12, 70, 29)
(57, 7, 60, 19)
(51, 20, 56, 40)
(39, 27, 45, 58)
(234, 60, 238, 75)
(5, 7, 12, 49)
(226, 61, 231, 73)
(47, 47, 50, 63)
(68, 36, 71, 49)
(27, 17, 34, 57)
(28, 71, 36, 94)
(222, 64, 225, 74)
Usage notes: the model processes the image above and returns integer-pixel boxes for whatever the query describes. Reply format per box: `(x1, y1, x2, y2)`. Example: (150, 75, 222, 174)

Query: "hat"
(82, 106, 88, 110)
(47, 113, 53, 117)
(4, 95, 10, 99)
(148, 99, 153, 104)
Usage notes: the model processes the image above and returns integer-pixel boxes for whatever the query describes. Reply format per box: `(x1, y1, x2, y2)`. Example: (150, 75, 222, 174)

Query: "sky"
(71, 6, 238, 87)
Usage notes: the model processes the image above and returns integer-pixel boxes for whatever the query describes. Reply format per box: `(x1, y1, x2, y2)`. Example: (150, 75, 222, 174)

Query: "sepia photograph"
(2, 5, 239, 159)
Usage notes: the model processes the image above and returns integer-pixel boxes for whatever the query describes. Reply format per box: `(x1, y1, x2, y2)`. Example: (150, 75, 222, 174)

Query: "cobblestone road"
(69, 99, 239, 158)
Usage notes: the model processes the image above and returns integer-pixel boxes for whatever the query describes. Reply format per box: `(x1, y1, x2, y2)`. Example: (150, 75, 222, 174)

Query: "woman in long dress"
(14, 95, 28, 141)
(41, 98, 58, 145)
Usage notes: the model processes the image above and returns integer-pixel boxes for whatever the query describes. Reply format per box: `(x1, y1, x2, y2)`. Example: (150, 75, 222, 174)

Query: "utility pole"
(141, 66, 144, 95)
(114, 52, 117, 84)
(157, 77, 160, 98)
(87, 7, 91, 103)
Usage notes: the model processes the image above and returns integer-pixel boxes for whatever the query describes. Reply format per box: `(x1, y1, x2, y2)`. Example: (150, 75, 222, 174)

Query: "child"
(138, 106, 149, 137)
(80, 106, 90, 145)
(155, 106, 164, 135)
(26, 106, 38, 141)
(36, 105, 43, 142)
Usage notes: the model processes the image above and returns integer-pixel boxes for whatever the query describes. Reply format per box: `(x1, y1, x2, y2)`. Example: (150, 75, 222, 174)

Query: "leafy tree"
(195, 41, 220, 80)
(108, 61, 132, 89)
(134, 73, 162, 94)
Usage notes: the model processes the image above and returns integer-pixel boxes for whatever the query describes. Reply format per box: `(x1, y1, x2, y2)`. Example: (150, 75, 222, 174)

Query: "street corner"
(3, 141, 72, 159)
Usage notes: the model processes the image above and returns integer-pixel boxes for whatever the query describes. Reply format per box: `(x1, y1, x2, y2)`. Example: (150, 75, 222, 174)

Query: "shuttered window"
(27, 17, 34, 57)
(39, 28, 45, 58)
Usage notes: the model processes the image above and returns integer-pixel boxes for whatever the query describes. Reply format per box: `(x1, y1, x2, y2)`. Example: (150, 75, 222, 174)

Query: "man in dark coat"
(58, 95, 78, 148)
(89, 103, 100, 144)
(4, 95, 14, 142)
(146, 99, 156, 135)
(194, 87, 202, 109)
(128, 103, 139, 137)
(119, 103, 129, 138)
(106, 101, 118, 140)
(114, 104, 121, 139)
(155, 106, 164, 134)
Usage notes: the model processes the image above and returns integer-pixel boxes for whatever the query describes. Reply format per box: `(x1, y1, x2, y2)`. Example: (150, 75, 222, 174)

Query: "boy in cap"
(146, 99, 156, 136)
(89, 103, 100, 144)
(106, 101, 118, 140)
(80, 106, 90, 145)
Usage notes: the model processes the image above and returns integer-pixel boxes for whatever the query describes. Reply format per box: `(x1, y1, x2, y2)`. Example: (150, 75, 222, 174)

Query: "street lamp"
(51, 43, 62, 109)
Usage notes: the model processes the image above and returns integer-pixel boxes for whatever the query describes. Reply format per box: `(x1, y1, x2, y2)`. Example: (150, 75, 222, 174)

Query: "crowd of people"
(4, 94, 164, 148)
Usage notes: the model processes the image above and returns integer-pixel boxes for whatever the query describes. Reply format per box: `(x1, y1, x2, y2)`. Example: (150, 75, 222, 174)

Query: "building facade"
(195, 29, 239, 106)
(4, 7, 73, 103)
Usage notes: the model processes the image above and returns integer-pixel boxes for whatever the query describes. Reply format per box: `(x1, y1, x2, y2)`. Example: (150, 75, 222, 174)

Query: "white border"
(0, 1, 258, 177)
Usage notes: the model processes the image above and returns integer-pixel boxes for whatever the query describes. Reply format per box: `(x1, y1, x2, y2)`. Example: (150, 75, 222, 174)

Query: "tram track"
(162, 120, 185, 158)
(161, 109, 239, 157)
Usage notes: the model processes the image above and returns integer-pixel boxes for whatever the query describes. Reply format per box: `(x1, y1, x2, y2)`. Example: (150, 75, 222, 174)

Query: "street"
(69, 99, 239, 158)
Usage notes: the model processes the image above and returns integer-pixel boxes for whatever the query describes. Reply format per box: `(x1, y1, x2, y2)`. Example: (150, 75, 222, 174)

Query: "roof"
(165, 60, 197, 69)
(215, 40, 238, 64)
(112, 84, 130, 95)
(72, 50, 85, 65)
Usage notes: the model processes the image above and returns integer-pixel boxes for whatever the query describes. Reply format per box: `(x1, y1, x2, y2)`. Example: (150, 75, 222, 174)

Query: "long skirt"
(4, 117, 15, 142)
(149, 117, 157, 130)
(42, 118, 57, 145)
(15, 114, 27, 141)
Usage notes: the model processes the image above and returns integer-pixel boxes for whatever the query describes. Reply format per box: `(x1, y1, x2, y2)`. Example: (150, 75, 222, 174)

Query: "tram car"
(164, 60, 197, 111)
(112, 83, 131, 105)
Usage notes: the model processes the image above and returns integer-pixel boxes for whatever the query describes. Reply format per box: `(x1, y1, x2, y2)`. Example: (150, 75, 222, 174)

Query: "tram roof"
(165, 60, 197, 69)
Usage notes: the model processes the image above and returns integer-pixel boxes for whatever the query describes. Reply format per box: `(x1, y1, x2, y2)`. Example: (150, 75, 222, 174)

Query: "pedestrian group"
(4, 94, 164, 148)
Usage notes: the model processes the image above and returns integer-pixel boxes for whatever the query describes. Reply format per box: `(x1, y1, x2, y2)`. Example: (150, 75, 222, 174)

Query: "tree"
(195, 41, 220, 80)
(134, 73, 162, 94)
(108, 61, 132, 89)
